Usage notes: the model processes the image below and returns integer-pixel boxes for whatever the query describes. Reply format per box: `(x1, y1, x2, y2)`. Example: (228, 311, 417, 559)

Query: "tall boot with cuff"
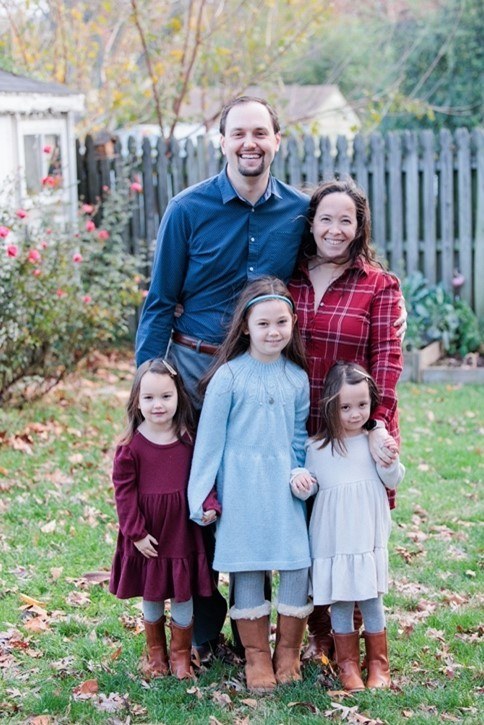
(230, 601, 276, 693)
(273, 602, 313, 684)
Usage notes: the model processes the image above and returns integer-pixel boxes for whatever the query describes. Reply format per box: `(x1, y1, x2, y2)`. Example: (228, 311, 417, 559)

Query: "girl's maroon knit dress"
(109, 431, 213, 602)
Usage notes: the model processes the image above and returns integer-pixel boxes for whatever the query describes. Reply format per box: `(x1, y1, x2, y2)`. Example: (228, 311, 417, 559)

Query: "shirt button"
(249, 266, 254, 272)
(250, 237, 255, 242)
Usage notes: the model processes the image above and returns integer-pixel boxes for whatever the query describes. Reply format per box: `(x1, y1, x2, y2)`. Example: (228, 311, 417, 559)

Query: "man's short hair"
(219, 96, 281, 135)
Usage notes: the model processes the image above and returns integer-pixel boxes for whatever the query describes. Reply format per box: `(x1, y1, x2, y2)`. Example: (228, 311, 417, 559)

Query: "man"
(135, 96, 309, 657)
(135, 96, 308, 401)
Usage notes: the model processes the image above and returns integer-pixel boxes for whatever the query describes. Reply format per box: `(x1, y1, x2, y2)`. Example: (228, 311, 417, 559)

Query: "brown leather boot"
(273, 614, 308, 684)
(333, 631, 365, 693)
(236, 616, 277, 693)
(302, 604, 334, 661)
(140, 616, 169, 679)
(363, 630, 391, 689)
(169, 620, 195, 680)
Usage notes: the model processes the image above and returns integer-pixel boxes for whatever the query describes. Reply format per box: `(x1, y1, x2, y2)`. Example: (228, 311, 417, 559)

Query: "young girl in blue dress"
(188, 276, 313, 693)
(109, 359, 214, 681)
(291, 362, 405, 692)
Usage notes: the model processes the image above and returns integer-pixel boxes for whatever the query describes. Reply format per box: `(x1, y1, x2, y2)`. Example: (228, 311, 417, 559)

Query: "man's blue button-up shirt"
(135, 168, 309, 365)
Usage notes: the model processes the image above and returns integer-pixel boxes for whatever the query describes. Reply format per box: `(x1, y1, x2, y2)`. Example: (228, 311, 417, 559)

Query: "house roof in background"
(0, 70, 84, 113)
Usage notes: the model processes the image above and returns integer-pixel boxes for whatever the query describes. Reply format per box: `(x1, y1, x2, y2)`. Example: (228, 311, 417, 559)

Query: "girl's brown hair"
(300, 178, 383, 269)
(314, 361, 380, 453)
(119, 359, 195, 445)
(201, 276, 307, 391)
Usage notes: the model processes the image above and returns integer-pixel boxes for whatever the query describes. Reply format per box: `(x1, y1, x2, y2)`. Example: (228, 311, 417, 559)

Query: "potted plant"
(400, 272, 482, 382)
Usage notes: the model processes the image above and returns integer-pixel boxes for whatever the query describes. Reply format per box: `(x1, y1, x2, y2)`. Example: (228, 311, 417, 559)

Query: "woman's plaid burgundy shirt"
(289, 258, 403, 509)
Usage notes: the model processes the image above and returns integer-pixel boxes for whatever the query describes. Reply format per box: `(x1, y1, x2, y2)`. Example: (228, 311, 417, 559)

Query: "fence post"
(455, 128, 473, 306)
(402, 131, 419, 277)
(421, 130, 437, 284)
(302, 134, 318, 187)
(335, 135, 350, 179)
(287, 135, 302, 189)
(369, 132, 386, 256)
(85, 134, 99, 204)
(141, 137, 157, 246)
(352, 134, 368, 193)
(438, 129, 453, 291)
(472, 128, 484, 319)
(319, 136, 334, 182)
(387, 133, 404, 274)
(156, 137, 170, 219)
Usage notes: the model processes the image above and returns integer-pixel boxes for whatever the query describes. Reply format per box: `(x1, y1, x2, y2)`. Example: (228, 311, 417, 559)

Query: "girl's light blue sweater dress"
(188, 352, 311, 572)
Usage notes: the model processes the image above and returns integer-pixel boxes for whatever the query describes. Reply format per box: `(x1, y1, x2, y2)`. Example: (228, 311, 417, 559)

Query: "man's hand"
(134, 533, 158, 558)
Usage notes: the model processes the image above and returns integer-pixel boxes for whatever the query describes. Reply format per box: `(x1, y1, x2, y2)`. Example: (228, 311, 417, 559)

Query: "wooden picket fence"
(76, 127, 484, 317)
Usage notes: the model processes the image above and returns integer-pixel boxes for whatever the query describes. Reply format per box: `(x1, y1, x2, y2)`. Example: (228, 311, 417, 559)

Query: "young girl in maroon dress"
(109, 358, 214, 680)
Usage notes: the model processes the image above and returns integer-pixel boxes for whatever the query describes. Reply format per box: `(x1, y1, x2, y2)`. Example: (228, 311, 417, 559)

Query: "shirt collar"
(217, 166, 281, 205)
(299, 255, 370, 278)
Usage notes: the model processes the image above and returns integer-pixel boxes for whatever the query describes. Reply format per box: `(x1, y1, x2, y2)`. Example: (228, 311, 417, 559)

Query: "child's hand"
(134, 534, 158, 558)
(291, 472, 316, 495)
(202, 509, 218, 525)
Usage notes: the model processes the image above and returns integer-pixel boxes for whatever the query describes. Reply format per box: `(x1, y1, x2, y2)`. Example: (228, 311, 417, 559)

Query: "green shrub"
(401, 271, 481, 355)
(0, 184, 143, 405)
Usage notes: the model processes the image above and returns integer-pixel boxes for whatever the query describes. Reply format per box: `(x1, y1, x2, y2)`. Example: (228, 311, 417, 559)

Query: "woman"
(288, 178, 403, 661)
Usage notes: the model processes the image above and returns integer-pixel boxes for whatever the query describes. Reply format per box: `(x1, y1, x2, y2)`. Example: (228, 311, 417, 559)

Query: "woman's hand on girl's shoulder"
(369, 427, 398, 467)
(134, 533, 158, 558)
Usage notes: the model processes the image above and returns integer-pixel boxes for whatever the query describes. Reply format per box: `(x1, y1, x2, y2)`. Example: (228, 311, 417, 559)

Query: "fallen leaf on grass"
(209, 718, 224, 725)
(65, 591, 91, 607)
(8, 435, 34, 455)
(80, 571, 111, 585)
(326, 690, 349, 699)
(24, 617, 50, 633)
(30, 717, 52, 724)
(186, 686, 203, 699)
(288, 701, 319, 714)
(441, 591, 469, 607)
(94, 692, 126, 713)
(240, 698, 258, 709)
(110, 646, 122, 661)
(72, 678, 98, 699)
(212, 690, 232, 707)
(40, 520, 57, 534)
(68, 453, 84, 465)
(20, 594, 46, 608)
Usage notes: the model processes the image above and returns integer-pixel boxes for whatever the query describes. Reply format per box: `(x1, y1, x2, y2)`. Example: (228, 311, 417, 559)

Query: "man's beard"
(237, 158, 266, 177)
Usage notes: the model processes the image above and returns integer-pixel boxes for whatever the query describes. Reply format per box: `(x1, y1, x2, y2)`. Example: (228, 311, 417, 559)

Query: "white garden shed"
(0, 69, 84, 223)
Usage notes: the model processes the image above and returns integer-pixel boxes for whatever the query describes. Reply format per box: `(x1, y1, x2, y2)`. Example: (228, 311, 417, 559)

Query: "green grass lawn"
(0, 353, 482, 724)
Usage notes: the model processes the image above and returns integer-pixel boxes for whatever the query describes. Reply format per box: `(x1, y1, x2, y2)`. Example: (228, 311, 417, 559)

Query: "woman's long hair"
(201, 276, 307, 392)
(314, 361, 380, 453)
(119, 358, 195, 445)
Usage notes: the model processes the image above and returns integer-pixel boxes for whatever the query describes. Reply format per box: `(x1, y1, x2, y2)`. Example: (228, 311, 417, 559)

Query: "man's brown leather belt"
(172, 331, 220, 356)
